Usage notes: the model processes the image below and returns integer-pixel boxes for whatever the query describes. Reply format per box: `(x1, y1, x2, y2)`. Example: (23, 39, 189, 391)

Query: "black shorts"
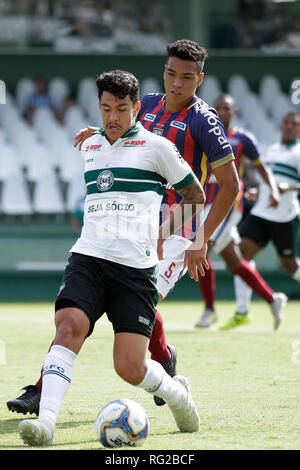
(55, 253, 159, 338)
(239, 214, 299, 258)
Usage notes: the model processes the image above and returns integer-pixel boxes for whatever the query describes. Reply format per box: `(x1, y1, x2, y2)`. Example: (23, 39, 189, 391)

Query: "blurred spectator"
(24, 76, 58, 123)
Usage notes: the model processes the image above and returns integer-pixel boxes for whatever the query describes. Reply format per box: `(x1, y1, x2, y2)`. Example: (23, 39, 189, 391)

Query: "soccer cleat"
(7, 385, 41, 416)
(195, 309, 217, 328)
(219, 313, 251, 330)
(154, 344, 177, 407)
(169, 375, 200, 433)
(270, 292, 287, 330)
(18, 418, 54, 446)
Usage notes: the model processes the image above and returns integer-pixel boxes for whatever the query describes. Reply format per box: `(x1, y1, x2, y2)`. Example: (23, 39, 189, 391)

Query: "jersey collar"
(162, 94, 201, 113)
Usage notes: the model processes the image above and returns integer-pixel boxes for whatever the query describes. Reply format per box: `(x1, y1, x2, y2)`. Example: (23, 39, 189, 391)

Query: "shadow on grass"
(0, 418, 95, 435)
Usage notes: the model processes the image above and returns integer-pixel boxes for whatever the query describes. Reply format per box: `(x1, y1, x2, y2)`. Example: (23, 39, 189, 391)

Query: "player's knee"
(114, 357, 146, 386)
(280, 258, 298, 276)
(55, 309, 88, 342)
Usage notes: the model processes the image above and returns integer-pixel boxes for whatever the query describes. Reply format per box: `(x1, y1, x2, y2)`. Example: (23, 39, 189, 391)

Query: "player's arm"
(158, 178, 208, 280)
(74, 126, 99, 150)
(195, 160, 240, 253)
(278, 182, 300, 193)
(252, 161, 280, 207)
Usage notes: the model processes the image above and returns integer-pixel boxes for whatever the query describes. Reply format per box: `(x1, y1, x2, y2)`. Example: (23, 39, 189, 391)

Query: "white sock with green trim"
(38, 345, 76, 430)
(137, 359, 185, 407)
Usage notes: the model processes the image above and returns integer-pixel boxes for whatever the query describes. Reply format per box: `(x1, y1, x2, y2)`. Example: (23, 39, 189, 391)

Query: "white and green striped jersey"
(70, 122, 196, 268)
(251, 141, 300, 222)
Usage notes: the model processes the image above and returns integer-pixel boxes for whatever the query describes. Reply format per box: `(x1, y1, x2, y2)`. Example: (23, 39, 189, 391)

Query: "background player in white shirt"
(236, 111, 300, 317)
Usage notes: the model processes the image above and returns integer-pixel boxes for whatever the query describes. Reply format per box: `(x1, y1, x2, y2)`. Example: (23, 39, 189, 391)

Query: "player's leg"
(237, 215, 287, 329)
(195, 256, 217, 327)
(6, 340, 54, 416)
(148, 235, 192, 405)
(274, 216, 300, 282)
(19, 306, 90, 446)
(113, 331, 199, 433)
(233, 259, 255, 315)
(196, 208, 242, 328)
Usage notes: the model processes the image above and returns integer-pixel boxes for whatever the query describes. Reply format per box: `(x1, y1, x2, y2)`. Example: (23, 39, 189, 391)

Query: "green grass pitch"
(1, 299, 300, 450)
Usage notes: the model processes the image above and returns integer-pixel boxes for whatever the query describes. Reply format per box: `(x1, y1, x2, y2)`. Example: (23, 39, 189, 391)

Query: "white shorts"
(204, 204, 242, 254)
(157, 235, 192, 298)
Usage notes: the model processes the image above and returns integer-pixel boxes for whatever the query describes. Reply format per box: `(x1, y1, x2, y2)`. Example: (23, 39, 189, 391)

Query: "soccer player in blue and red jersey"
(195, 94, 287, 330)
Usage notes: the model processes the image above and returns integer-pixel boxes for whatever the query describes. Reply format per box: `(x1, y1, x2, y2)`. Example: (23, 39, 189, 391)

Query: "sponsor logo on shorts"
(57, 282, 65, 296)
(138, 316, 150, 326)
(96, 170, 114, 192)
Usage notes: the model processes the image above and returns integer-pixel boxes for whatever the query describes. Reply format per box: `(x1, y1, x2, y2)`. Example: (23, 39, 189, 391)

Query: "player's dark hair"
(283, 111, 300, 122)
(96, 70, 140, 104)
(166, 39, 208, 73)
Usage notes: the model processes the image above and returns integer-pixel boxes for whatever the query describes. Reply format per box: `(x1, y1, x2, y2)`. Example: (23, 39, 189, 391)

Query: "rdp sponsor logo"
(0, 80, 6, 104)
(291, 80, 300, 105)
(85, 144, 102, 151)
(123, 140, 146, 147)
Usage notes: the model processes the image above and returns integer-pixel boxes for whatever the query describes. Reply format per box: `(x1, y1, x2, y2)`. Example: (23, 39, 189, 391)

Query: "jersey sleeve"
(153, 135, 196, 189)
(240, 130, 262, 165)
(190, 107, 234, 170)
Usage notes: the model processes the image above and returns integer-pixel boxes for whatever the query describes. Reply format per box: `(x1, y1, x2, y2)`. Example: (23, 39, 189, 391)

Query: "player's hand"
(73, 126, 99, 151)
(244, 187, 258, 202)
(184, 242, 209, 282)
(157, 237, 164, 261)
(278, 182, 289, 194)
(268, 190, 280, 208)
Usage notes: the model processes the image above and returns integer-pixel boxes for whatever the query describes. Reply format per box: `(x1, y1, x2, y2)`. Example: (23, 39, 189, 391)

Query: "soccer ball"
(96, 399, 149, 448)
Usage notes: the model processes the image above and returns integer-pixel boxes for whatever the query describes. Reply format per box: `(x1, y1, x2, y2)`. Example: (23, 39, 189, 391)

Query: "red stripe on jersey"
(183, 124, 195, 169)
(141, 100, 164, 131)
(164, 107, 189, 147)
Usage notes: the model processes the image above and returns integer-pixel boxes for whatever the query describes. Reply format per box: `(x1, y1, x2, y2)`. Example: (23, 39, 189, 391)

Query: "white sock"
(234, 260, 255, 314)
(137, 359, 185, 408)
(38, 344, 76, 430)
(292, 265, 300, 282)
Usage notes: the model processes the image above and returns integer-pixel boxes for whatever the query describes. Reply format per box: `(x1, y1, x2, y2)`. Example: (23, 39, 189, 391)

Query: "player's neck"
(282, 138, 298, 147)
(164, 94, 195, 113)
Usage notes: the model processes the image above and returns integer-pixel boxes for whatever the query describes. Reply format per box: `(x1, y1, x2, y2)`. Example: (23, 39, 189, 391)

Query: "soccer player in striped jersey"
(7, 40, 241, 415)
(195, 94, 287, 330)
(18, 69, 207, 445)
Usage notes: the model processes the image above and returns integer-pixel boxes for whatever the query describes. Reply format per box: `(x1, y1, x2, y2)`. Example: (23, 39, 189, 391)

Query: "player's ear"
(134, 100, 141, 115)
(98, 101, 101, 111)
(197, 73, 204, 87)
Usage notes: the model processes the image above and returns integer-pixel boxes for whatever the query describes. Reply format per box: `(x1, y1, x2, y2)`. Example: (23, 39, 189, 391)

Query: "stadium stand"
(0, 73, 298, 222)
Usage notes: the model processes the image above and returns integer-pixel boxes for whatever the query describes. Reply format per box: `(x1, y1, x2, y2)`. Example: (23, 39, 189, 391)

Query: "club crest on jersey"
(153, 126, 163, 136)
(96, 170, 114, 192)
(170, 120, 187, 131)
(143, 113, 156, 122)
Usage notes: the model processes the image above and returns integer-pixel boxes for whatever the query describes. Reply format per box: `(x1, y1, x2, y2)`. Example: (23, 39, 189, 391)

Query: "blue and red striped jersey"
(205, 127, 262, 209)
(137, 93, 234, 210)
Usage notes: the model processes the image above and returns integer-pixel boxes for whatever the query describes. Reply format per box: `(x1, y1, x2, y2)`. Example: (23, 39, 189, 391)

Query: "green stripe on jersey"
(86, 180, 166, 196)
(272, 169, 300, 182)
(84, 167, 167, 185)
(173, 172, 195, 190)
(267, 162, 299, 178)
